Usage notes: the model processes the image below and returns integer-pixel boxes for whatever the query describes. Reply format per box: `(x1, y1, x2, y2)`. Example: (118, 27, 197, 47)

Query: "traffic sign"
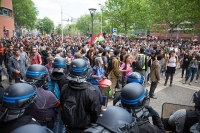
(113, 28, 117, 33)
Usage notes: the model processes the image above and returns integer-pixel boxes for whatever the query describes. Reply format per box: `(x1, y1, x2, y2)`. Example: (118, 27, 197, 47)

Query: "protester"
(183, 51, 200, 85)
(108, 49, 120, 98)
(30, 46, 42, 65)
(8, 48, 27, 83)
(119, 54, 132, 87)
(164, 50, 178, 87)
(149, 54, 163, 99)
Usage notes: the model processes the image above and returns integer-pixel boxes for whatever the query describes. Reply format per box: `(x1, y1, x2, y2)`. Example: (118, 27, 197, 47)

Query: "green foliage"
(102, 0, 150, 35)
(64, 24, 79, 35)
(148, 0, 200, 38)
(36, 17, 54, 34)
(76, 12, 106, 35)
(12, 0, 38, 29)
(55, 24, 62, 35)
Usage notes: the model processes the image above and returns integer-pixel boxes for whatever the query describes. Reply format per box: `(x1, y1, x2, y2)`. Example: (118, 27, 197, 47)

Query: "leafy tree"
(64, 24, 79, 36)
(55, 24, 62, 35)
(76, 12, 106, 35)
(36, 17, 54, 34)
(76, 14, 91, 35)
(148, 0, 199, 39)
(102, 0, 150, 35)
(12, 0, 38, 29)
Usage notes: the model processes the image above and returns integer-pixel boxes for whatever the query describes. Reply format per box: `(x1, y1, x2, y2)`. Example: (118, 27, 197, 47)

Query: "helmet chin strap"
(0, 108, 25, 122)
(67, 74, 87, 83)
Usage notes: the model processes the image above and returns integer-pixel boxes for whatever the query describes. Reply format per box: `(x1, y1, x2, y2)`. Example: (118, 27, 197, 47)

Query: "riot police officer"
(84, 106, 139, 133)
(115, 83, 165, 133)
(26, 64, 60, 130)
(60, 58, 101, 133)
(168, 90, 200, 133)
(113, 72, 145, 105)
(50, 57, 66, 133)
(50, 57, 68, 90)
(0, 83, 39, 133)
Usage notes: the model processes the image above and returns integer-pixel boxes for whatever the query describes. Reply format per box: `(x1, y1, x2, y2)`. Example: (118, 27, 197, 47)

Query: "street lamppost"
(88, 8, 96, 37)
(98, 4, 102, 33)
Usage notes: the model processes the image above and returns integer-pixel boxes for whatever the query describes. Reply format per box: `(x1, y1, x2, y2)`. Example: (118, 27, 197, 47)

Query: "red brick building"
(150, 21, 200, 40)
(0, 0, 14, 38)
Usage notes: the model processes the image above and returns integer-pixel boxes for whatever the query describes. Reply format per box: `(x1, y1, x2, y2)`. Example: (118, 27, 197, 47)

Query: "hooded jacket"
(50, 71, 68, 91)
(108, 56, 120, 79)
(150, 60, 161, 82)
(60, 81, 101, 130)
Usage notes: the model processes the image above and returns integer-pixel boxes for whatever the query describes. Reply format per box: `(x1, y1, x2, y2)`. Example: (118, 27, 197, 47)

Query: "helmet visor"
(33, 86, 46, 109)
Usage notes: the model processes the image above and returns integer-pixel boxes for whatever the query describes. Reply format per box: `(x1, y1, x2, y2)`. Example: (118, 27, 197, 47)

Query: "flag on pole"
(88, 34, 97, 47)
(96, 32, 105, 42)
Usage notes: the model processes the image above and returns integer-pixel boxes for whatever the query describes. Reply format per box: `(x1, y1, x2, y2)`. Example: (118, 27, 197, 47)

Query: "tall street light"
(88, 8, 96, 37)
(98, 4, 102, 33)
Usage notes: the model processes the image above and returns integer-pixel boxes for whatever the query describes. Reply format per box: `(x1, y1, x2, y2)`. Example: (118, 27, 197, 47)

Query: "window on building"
(0, 7, 12, 17)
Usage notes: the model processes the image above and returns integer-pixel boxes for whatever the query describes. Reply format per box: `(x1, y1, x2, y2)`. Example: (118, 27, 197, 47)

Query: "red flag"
(88, 34, 97, 47)
(66, 34, 70, 39)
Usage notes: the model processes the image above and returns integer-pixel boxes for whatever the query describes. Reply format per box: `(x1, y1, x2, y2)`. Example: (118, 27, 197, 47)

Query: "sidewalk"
(107, 69, 200, 106)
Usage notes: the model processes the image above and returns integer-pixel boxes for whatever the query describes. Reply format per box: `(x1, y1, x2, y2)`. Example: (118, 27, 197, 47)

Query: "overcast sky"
(32, 0, 106, 26)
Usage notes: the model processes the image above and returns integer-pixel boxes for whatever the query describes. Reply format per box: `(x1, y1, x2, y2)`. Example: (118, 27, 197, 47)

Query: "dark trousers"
(7, 68, 12, 83)
(149, 82, 158, 97)
(165, 73, 174, 85)
(0, 56, 4, 65)
(182, 64, 189, 77)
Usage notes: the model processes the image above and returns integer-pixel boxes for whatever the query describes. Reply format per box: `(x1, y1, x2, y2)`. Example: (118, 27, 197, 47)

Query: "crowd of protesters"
(0, 33, 200, 96)
(0, 33, 200, 133)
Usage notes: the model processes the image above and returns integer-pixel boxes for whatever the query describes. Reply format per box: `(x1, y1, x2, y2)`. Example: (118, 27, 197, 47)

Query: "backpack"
(47, 81, 60, 100)
(107, 57, 114, 74)
(135, 54, 145, 70)
(60, 84, 95, 127)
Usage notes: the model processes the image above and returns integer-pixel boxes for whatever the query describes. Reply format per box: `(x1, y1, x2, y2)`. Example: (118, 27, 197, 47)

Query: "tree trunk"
(191, 24, 195, 41)
(164, 27, 168, 39)
(170, 27, 173, 40)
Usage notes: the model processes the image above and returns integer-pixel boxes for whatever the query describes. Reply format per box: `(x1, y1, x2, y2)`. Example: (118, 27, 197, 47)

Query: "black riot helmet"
(96, 106, 133, 133)
(0, 83, 36, 122)
(26, 64, 48, 88)
(120, 83, 148, 109)
(11, 124, 53, 133)
(126, 72, 145, 85)
(53, 57, 66, 68)
(193, 90, 200, 110)
(51, 58, 66, 80)
(67, 58, 88, 83)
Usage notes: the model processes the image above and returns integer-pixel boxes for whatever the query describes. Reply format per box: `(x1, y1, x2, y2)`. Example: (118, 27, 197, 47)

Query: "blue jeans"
(53, 110, 66, 133)
(186, 67, 197, 82)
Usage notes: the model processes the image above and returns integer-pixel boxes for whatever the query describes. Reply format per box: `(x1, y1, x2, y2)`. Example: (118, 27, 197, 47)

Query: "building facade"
(0, 0, 14, 38)
(150, 21, 200, 40)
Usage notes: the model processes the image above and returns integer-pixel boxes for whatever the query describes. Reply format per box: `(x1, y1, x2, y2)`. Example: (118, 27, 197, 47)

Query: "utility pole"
(98, 4, 102, 33)
(61, 6, 63, 42)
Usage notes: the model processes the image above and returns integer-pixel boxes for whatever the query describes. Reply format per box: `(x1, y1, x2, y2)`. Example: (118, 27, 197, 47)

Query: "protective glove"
(145, 105, 159, 117)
